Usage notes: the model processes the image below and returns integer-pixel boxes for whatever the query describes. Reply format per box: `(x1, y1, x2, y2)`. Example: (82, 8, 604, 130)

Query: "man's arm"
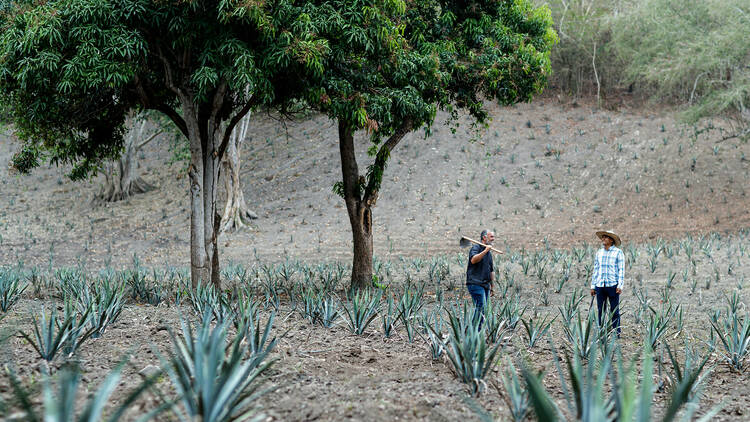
(616, 250, 624, 292)
(470, 245, 491, 264)
(590, 251, 600, 295)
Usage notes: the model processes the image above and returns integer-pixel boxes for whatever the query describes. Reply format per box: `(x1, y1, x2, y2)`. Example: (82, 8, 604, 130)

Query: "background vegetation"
(537, 0, 749, 138)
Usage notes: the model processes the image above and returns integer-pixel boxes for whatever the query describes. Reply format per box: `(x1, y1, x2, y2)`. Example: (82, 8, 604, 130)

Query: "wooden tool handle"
(462, 236, 504, 254)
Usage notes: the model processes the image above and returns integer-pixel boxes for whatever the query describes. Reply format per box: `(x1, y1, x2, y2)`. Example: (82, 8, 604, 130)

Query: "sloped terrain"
(1, 98, 750, 421)
(1, 98, 748, 268)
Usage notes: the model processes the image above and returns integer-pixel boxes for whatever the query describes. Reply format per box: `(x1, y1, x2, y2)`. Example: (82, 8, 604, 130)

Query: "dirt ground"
(1, 97, 750, 421)
(1, 97, 748, 268)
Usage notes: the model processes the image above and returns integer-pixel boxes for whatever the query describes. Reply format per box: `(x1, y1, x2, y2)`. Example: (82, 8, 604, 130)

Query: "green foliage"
(0, 0, 324, 178)
(0, 267, 27, 312)
(645, 303, 677, 350)
(524, 341, 716, 422)
(537, 0, 623, 98)
(19, 306, 74, 362)
(421, 309, 445, 360)
(562, 310, 599, 360)
(441, 303, 502, 396)
(79, 278, 126, 338)
(612, 0, 750, 133)
(709, 305, 750, 371)
(501, 359, 535, 422)
(397, 284, 425, 342)
(189, 281, 233, 322)
(521, 313, 556, 349)
(341, 289, 381, 335)
(163, 311, 275, 422)
(8, 361, 163, 422)
(537, 0, 749, 134)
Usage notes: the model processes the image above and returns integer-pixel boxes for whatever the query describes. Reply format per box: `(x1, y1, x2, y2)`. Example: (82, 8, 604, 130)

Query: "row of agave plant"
(5, 308, 277, 421)
(0, 229, 748, 420)
(3, 228, 748, 311)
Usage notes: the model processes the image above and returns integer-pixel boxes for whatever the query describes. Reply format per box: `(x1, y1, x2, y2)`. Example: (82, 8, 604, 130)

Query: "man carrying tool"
(590, 230, 624, 336)
(466, 230, 495, 325)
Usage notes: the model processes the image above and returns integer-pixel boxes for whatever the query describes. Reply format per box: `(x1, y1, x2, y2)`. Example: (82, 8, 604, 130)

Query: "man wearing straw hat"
(590, 230, 624, 336)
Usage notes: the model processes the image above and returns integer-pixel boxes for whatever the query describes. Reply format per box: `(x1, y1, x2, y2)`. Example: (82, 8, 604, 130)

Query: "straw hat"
(596, 230, 622, 247)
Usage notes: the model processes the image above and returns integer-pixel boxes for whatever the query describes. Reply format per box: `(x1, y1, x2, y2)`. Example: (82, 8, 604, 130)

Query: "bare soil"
(1, 97, 749, 421)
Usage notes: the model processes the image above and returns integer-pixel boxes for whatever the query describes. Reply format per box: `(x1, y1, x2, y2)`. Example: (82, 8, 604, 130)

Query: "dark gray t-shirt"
(466, 244, 493, 287)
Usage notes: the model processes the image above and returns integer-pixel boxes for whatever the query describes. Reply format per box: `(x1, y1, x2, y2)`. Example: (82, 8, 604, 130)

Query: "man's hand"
(590, 289, 596, 296)
(484, 245, 492, 252)
(616, 288, 622, 294)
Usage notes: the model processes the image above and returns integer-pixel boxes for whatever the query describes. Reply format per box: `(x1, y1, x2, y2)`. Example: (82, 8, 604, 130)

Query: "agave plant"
(523, 340, 719, 422)
(482, 299, 507, 344)
(163, 311, 275, 422)
(558, 289, 584, 328)
(381, 294, 401, 338)
(499, 359, 535, 422)
(499, 298, 526, 331)
(0, 268, 28, 312)
(521, 314, 556, 349)
(709, 307, 750, 371)
(645, 303, 677, 350)
(20, 307, 74, 362)
(563, 310, 600, 360)
(341, 289, 380, 335)
(441, 303, 502, 396)
(8, 361, 164, 422)
(420, 309, 445, 360)
(60, 298, 95, 357)
(81, 279, 126, 338)
(189, 281, 233, 322)
(397, 285, 424, 342)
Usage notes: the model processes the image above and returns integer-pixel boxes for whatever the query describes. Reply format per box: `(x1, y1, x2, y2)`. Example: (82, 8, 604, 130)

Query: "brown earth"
(1, 97, 749, 421)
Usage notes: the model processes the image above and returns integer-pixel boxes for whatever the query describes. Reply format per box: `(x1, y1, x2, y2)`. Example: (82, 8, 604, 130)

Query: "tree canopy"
(0, 0, 331, 287)
(0, 0, 324, 178)
(289, 0, 557, 288)
(0, 0, 557, 288)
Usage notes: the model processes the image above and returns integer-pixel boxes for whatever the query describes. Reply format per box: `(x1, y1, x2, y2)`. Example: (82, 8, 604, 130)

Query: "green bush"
(612, 0, 750, 135)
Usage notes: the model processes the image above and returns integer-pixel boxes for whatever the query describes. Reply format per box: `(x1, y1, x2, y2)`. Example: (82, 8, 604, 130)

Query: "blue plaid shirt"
(590, 246, 624, 290)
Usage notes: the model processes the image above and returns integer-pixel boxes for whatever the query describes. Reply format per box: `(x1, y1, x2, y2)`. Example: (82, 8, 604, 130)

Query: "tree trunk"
(220, 113, 257, 233)
(182, 98, 222, 289)
(97, 117, 158, 202)
(338, 121, 373, 290)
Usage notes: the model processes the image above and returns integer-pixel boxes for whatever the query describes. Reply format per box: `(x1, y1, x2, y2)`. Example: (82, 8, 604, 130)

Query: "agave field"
(1, 229, 749, 420)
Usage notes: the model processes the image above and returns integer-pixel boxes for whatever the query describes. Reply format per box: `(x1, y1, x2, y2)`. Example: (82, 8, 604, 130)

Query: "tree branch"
(152, 104, 188, 138)
(155, 44, 181, 96)
(217, 99, 253, 161)
(362, 118, 413, 206)
(136, 129, 164, 150)
(209, 81, 228, 142)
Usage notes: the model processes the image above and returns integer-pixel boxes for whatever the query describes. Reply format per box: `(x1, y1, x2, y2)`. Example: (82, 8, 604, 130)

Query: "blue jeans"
(467, 284, 490, 327)
(595, 286, 621, 335)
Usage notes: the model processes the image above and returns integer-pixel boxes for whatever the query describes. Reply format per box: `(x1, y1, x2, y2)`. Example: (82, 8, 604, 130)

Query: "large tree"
(302, 0, 557, 289)
(0, 0, 326, 287)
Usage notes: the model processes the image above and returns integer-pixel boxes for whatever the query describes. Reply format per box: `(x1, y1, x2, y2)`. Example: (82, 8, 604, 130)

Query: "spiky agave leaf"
(163, 310, 275, 422)
(8, 360, 164, 422)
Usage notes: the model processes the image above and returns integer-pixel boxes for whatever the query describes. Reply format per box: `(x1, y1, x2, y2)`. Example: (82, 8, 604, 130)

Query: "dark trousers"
(595, 286, 621, 335)
(467, 283, 489, 328)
